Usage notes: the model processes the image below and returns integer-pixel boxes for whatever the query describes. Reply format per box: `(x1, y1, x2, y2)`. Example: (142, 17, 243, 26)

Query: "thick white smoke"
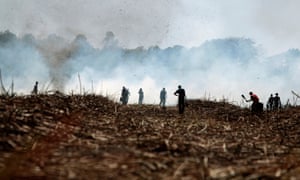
(1, 30, 300, 107)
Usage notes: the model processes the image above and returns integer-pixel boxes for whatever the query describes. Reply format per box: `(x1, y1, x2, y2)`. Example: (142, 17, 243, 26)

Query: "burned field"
(0, 95, 300, 179)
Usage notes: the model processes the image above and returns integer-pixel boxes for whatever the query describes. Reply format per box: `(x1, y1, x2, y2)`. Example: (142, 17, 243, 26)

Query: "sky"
(1, 0, 300, 106)
(0, 0, 300, 55)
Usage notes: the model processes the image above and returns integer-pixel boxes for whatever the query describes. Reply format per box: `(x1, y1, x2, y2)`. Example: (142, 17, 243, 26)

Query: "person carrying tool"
(242, 91, 263, 113)
(174, 85, 186, 114)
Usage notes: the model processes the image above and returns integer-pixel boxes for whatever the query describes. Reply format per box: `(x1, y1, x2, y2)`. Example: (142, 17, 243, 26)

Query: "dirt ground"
(0, 94, 300, 179)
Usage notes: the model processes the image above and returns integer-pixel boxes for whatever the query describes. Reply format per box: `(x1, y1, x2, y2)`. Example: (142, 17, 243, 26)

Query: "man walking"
(159, 88, 167, 108)
(138, 88, 144, 105)
(273, 93, 282, 110)
(32, 81, 38, 95)
(120, 86, 130, 105)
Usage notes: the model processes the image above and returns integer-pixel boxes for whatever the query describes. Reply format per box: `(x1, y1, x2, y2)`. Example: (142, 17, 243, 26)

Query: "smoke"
(208, 0, 300, 55)
(0, 0, 175, 49)
(0, 31, 49, 93)
(2, 0, 300, 55)
(1, 30, 300, 106)
(36, 34, 75, 91)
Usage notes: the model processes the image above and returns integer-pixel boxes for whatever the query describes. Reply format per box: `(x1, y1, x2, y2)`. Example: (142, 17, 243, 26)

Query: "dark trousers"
(178, 99, 185, 114)
(252, 102, 263, 113)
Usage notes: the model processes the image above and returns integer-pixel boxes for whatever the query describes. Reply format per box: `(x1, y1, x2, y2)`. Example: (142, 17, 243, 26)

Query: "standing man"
(120, 86, 130, 105)
(273, 93, 282, 110)
(174, 85, 186, 114)
(267, 94, 274, 111)
(159, 88, 167, 108)
(138, 88, 144, 105)
(32, 81, 38, 95)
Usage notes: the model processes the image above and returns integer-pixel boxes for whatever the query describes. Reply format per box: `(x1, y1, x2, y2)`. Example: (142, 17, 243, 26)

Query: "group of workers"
(31, 81, 282, 114)
(120, 85, 186, 114)
(119, 86, 171, 108)
(244, 91, 282, 113)
(266, 93, 282, 111)
(121, 88, 283, 114)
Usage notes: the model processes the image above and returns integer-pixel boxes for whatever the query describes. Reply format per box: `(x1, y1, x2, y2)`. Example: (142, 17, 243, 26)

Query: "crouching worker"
(243, 91, 263, 113)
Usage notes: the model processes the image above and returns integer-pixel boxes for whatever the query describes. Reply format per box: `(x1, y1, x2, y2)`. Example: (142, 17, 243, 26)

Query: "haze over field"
(1, 0, 300, 105)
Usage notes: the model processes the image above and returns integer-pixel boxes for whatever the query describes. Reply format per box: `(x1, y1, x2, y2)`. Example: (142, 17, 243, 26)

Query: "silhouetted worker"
(32, 81, 38, 95)
(159, 88, 167, 108)
(138, 88, 144, 105)
(273, 93, 282, 110)
(245, 91, 263, 113)
(267, 94, 274, 111)
(174, 85, 185, 114)
(120, 86, 130, 105)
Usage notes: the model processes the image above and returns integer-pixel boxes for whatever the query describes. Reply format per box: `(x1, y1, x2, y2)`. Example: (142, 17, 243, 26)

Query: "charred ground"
(0, 94, 300, 179)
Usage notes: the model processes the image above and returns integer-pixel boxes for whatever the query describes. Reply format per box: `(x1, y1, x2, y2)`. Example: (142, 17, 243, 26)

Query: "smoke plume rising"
(1, 30, 300, 106)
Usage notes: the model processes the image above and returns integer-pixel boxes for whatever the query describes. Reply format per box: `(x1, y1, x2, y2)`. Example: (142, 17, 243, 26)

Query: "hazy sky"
(0, 0, 300, 55)
(1, 0, 300, 106)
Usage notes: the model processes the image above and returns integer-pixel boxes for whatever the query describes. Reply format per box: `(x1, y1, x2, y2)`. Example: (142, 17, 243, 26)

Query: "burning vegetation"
(0, 94, 300, 179)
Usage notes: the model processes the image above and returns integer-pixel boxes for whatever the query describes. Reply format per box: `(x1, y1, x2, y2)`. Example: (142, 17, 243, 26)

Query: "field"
(0, 94, 300, 179)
